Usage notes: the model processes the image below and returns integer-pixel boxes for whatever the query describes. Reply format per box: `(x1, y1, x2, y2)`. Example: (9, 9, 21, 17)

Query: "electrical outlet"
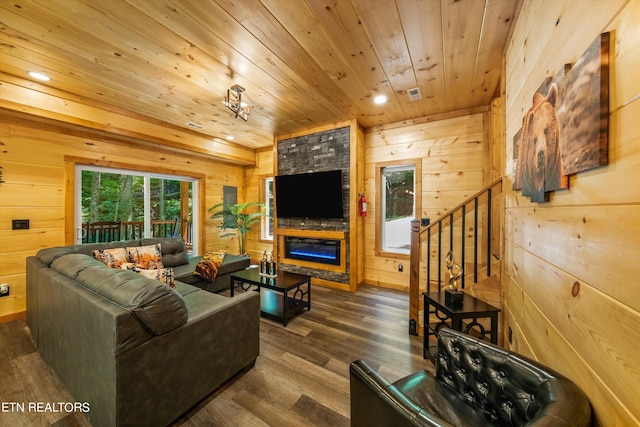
(0, 284, 9, 298)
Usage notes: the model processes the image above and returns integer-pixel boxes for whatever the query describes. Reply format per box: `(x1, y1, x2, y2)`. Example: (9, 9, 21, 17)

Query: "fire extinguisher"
(359, 193, 367, 217)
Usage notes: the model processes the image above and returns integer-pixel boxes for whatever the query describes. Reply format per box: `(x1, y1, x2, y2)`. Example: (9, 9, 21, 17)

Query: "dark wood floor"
(0, 285, 432, 426)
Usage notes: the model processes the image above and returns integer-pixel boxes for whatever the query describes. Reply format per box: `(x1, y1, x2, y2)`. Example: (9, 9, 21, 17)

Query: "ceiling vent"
(407, 87, 422, 102)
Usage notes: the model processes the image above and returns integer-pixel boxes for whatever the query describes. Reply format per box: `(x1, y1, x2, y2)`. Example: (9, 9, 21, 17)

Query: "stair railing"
(409, 178, 503, 335)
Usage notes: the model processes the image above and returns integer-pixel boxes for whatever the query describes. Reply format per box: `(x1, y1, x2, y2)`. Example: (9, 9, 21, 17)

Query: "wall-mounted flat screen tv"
(275, 170, 344, 219)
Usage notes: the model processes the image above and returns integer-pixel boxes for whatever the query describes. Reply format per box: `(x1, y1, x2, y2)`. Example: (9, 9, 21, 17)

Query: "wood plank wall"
(364, 111, 492, 291)
(0, 116, 246, 320)
(503, 1, 640, 425)
(244, 147, 276, 263)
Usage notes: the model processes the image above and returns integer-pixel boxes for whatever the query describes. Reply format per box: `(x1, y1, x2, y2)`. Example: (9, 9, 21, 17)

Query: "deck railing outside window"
(82, 220, 192, 248)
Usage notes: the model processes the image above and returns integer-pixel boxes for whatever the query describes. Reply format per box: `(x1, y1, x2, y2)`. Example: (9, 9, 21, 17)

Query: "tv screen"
(275, 170, 344, 219)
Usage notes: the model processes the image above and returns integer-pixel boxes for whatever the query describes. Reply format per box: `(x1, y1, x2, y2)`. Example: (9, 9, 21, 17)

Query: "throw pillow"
(126, 244, 163, 269)
(193, 250, 226, 282)
(137, 267, 176, 289)
(93, 247, 130, 269)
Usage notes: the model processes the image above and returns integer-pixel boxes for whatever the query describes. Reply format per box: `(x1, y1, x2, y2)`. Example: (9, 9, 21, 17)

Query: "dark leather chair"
(350, 328, 592, 426)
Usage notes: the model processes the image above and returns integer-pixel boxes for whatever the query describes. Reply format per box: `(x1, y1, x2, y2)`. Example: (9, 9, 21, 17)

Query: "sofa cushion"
(141, 237, 189, 267)
(193, 250, 225, 282)
(93, 247, 130, 268)
(51, 254, 188, 335)
(37, 241, 129, 266)
(126, 243, 164, 269)
(136, 267, 176, 289)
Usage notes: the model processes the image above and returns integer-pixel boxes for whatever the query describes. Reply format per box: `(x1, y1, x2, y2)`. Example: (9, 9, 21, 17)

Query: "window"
(261, 177, 274, 240)
(75, 165, 198, 253)
(377, 162, 420, 256)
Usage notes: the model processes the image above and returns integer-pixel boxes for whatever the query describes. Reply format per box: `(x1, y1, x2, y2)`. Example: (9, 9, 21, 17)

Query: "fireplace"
(284, 237, 341, 266)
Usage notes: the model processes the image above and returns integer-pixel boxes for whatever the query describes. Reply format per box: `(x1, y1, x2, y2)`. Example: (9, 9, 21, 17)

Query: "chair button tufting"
(479, 382, 489, 394)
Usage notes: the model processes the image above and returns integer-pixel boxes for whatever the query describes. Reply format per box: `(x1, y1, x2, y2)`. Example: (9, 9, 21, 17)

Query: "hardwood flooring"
(0, 285, 433, 426)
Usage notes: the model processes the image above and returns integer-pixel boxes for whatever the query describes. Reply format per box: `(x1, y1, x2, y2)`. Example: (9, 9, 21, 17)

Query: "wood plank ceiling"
(0, 0, 519, 153)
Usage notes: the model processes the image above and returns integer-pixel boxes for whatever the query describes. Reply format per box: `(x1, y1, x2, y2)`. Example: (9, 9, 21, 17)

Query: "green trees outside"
(384, 168, 415, 221)
(81, 171, 183, 223)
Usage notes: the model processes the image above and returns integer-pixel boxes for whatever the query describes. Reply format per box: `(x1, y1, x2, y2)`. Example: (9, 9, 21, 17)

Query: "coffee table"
(230, 267, 311, 326)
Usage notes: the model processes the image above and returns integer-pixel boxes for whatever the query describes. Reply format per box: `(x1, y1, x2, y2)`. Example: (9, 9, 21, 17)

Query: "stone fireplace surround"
(276, 126, 351, 284)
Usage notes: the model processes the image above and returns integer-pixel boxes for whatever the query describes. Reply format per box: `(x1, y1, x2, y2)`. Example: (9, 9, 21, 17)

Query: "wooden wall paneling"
(244, 148, 275, 263)
(510, 204, 640, 310)
(507, 251, 640, 426)
(610, 6, 640, 108)
(505, 0, 626, 114)
(365, 113, 489, 291)
(352, 121, 366, 290)
(482, 110, 493, 185)
(0, 82, 258, 165)
(0, 117, 245, 320)
(0, 250, 32, 277)
(504, 1, 639, 421)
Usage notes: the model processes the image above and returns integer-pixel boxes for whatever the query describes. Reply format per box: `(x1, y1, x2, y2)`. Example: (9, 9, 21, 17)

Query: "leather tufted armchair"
(350, 328, 591, 426)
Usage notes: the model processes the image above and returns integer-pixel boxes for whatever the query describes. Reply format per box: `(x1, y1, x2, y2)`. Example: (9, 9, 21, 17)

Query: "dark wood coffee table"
(230, 267, 311, 326)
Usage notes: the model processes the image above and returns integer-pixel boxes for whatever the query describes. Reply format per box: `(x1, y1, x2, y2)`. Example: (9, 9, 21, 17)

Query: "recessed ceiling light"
(374, 95, 387, 105)
(226, 135, 234, 141)
(28, 71, 51, 81)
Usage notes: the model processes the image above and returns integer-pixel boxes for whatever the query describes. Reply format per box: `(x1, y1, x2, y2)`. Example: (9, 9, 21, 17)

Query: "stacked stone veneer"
(277, 126, 350, 284)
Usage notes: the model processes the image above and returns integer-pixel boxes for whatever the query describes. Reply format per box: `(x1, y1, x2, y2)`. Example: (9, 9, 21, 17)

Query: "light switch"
(12, 219, 30, 230)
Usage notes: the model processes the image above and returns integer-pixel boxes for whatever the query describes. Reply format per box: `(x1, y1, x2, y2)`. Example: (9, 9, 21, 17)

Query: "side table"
(423, 291, 500, 361)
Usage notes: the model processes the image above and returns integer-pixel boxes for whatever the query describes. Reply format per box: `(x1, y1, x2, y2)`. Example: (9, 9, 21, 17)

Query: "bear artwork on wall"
(513, 32, 610, 203)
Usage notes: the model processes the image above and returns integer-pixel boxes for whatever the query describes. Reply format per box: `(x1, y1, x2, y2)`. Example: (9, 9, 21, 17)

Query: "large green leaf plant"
(208, 201, 265, 254)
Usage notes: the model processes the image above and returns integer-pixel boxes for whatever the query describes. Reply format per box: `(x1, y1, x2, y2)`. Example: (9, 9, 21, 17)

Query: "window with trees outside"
(379, 164, 417, 255)
(261, 177, 274, 240)
(75, 165, 198, 253)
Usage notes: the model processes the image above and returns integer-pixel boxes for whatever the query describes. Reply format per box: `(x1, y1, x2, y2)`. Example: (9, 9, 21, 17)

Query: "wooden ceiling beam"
(0, 76, 257, 165)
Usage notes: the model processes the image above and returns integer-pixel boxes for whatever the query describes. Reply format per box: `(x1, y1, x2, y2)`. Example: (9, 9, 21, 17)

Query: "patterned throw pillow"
(136, 267, 176, 289)
(93, 248, 130, 269)
(126, 244, 163, 269)
(193, 250, 226, 282)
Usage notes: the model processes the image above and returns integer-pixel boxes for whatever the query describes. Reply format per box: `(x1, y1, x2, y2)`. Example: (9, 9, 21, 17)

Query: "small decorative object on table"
(444, 251, 464, 305)
(260, 251, 277, 277)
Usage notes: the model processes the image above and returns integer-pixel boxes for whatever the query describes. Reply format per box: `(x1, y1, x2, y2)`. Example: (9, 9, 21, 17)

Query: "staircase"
(409, 178, 504, 336)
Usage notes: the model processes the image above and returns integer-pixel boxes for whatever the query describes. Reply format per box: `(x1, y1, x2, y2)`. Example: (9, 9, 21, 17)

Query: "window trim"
(259, 175, 274, 242)
(375, 159, 422, 259)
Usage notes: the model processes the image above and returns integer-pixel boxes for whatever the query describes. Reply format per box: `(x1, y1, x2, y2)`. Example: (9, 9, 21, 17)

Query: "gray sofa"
(26, 238, 259, 427)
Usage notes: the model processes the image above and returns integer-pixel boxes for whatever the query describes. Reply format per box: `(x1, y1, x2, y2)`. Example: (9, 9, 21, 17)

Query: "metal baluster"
(474, 197, 479, 283)
(487, 189, 492, 277)
(427, 227, 431, 293)
(437, 221, 442, 291)
(461, 205, 466, 289)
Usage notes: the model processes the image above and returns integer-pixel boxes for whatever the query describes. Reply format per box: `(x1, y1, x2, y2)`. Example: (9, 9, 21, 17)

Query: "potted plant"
(208, 201, 266, 254)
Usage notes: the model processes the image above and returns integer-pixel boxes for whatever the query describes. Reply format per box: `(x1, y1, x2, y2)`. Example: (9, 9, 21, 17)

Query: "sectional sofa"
(26, 237, 259, 427)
